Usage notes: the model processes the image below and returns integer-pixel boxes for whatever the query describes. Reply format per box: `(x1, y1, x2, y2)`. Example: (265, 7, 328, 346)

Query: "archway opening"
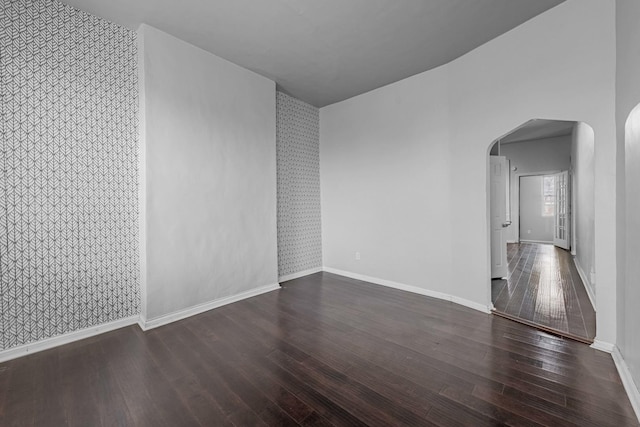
(621, 103, 640, 365)
(486, 119, 596, 343)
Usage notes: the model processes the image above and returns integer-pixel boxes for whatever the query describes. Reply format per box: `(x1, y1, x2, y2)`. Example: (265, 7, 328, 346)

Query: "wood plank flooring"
(1, 271, 635, 426)
(492, 243, 596, 343)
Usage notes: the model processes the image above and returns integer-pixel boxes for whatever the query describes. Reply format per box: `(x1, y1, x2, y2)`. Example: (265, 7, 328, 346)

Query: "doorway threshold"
(492, 309, 593, 345)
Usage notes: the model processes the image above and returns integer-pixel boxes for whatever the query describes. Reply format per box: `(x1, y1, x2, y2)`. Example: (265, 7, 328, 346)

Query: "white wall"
(617, 0, 640, 405)
(140, 25, 278, 321)
(499, 135, 572, 243)
(321, 66, 453, 296)
(571, 122, 596, 300)
(519, 175, 554, 243)
(320, 0, 617, 343)
(623, 106, 640, 389)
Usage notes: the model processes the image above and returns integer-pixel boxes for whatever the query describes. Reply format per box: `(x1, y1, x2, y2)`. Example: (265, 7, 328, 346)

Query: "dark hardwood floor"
(1, 271, 636, 426)
(492, 243, 596, 343)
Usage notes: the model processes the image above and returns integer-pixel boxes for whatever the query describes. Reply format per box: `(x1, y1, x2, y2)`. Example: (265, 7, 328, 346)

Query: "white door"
(490, 156, 509, 278)
(553, 171, 570, 250)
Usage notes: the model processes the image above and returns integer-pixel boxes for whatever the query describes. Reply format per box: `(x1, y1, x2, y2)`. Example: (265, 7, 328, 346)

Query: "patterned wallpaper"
(0, 0, 139, 350)
(276, 92, 323, 277)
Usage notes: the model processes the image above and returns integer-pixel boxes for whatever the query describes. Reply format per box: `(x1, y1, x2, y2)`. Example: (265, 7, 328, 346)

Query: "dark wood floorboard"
(1, 271, 634, 426)
(492, 243, 596, 343)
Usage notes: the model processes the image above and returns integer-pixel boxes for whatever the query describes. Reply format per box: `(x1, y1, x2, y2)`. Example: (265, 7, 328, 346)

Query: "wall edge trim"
(612, 346, 640, 423)
(0, 316, 139, 363)
(279, 267, 323, 283)
(137, 24, 148, 322)
(574, 256, 596, 310)
(322, 267, 491, 314)
(139, 283, 281, 331)
(591, 340, 616, 353)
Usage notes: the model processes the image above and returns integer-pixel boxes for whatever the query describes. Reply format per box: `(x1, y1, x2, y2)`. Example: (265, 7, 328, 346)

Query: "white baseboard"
(520, 239, 554, 244)
(322, 267, 491, 314)
(612, 346, 640, 422)
(279, 267, 323, 283)
(0, 316, 139, 364)
(139, 283, 281, 331)
(573, 257, 596, 310)
(591, 340, 616, 353)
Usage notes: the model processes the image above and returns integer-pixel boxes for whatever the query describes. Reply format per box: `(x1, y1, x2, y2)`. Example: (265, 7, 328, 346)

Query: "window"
(542, 175, 555, 217)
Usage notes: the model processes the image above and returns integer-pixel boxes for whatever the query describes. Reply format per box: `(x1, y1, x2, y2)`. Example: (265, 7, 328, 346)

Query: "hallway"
(491, 243, 596, 343)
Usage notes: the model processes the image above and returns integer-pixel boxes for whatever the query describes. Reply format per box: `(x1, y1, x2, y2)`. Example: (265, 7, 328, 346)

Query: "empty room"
(2, 0, 640, 425)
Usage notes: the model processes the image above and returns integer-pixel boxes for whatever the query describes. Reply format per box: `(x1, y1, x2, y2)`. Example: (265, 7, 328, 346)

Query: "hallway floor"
(492, 243, 596, 343)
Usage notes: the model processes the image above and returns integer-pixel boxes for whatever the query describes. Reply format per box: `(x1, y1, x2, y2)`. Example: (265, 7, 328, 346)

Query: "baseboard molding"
(1, 284, 283, 362)
(323, 267, 491, 314)
(0, 316, 139, 364)
(591, 340, 616, 353)
(279, 267, 323, 283)
(520, 239, 554, 244)
(573, 257, 596, 311)
(138, 315, 148, 332)
(139, 283, 281, 331)
(612, 346, 640, 422)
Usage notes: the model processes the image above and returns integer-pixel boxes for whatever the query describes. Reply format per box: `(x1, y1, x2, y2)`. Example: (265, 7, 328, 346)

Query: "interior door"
(553, 171, 570, 250)
(490, 156, 509, 278)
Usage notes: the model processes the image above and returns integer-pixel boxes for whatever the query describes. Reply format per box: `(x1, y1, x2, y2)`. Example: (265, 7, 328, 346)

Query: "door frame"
(553, 170, 571, 250)
(513, 170, 561, 244)
(490, 156, 509, 279)
(485, 120, 535, 310)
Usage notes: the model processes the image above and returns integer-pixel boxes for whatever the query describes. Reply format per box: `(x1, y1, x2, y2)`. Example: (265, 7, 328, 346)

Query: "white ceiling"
(501, 119, 575, 144)
(62, 0, 565, 107)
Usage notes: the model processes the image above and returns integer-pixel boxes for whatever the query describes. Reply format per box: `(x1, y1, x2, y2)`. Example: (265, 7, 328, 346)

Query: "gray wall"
(571, 122, 595, 300)
(0, 0, 139, 350)
(320, 0, 618, 338)
(499, 135, 572, 243)
(320, 66, 453, 295)
(519, 175, 554, 242)
(617, 0, 640, 400)
(141, 25, 278, 321)
(276, 92, 322, 278)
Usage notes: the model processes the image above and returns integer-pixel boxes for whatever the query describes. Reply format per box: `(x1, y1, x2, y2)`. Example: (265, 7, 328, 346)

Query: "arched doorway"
(621, 104, 640, 368)
(487, 119, 596, 343)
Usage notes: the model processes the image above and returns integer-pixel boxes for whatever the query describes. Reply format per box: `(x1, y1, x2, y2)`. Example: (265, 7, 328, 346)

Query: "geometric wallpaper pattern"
(276, 92, 323, 277)
(0, 0, 139, 351)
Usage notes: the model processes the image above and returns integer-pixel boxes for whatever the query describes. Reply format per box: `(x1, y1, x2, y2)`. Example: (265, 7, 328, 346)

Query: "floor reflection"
(491, 243, 595, 342)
